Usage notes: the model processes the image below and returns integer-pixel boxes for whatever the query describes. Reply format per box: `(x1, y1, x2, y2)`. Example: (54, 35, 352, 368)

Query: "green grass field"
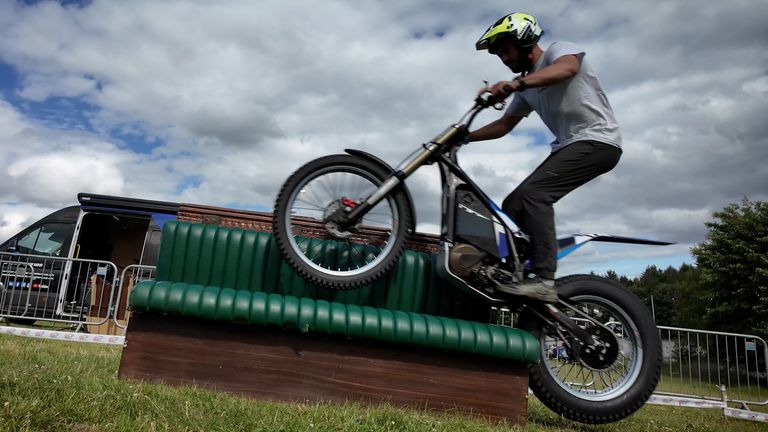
(1, 334, 767, 432)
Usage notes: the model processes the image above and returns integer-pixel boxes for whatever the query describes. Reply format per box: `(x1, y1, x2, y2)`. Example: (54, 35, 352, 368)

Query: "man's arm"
(490, 54, 581, 95)
(467, 114, 523, 142)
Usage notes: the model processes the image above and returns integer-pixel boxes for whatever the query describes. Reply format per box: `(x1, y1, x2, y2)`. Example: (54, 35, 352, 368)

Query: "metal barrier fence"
(113, 264, 157, 330)
(656, 325, 768, 409)
(0, 252, 159, 332)
(0, 251, 119, 329)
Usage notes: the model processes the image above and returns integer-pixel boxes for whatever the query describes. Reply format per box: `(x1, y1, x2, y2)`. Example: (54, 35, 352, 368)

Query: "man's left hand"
(489, 79, 521, 98)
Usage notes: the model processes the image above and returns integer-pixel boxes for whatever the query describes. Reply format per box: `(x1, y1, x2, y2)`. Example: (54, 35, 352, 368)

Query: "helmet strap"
(520, 47, 535, 76)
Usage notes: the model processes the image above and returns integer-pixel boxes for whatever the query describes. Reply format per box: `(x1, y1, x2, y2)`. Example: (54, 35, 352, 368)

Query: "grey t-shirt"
(505, 41, 622, 152)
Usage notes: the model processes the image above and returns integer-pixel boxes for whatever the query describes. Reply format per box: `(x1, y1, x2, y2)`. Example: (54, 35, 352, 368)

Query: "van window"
(139, 229, 162, 266)
(15, 223, 73, 257)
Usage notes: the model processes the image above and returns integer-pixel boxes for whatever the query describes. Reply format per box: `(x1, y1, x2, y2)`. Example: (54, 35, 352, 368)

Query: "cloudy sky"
(1, 0, 766, 277)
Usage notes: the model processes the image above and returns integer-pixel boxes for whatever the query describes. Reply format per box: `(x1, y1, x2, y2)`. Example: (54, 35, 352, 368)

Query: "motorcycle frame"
(346, 129, 596, 341)
(342, 97, 531, 303)
(433, 144, 526, 302)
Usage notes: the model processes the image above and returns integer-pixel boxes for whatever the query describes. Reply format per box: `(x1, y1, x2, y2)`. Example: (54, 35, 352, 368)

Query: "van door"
(59, 212, 151, 320)
(113, 212, 173, 323)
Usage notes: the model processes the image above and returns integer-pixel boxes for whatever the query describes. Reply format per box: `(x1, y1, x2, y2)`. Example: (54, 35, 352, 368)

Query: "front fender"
(344, 148, 416, 230)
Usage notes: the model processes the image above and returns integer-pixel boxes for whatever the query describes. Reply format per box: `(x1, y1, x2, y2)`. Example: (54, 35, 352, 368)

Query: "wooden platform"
(118, 311, 530, 424)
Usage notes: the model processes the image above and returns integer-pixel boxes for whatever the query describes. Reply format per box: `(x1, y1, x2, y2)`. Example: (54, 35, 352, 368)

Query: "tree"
(624, 264, 707, 328)
(691, 198, 768, 338)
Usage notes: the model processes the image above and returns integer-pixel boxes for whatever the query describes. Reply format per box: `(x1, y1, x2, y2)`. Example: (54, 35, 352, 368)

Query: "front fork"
(337, 124, 464, 225)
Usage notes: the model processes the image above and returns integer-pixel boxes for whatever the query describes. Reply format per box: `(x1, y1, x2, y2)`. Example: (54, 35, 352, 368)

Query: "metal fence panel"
(0, 251, 118, 328)
(657, 325, 768, 408)
(113, 265, 157, 330)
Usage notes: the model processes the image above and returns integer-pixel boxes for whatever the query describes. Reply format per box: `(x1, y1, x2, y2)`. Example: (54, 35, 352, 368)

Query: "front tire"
(521, 275, 662, 424)
(273, 154, 413, 289)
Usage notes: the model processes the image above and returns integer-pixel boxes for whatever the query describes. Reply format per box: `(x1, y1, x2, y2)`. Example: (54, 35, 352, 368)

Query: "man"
(467, 13, 622, 303)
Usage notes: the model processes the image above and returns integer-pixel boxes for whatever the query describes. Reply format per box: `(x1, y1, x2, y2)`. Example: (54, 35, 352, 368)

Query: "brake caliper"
(323, 198, 362, 239)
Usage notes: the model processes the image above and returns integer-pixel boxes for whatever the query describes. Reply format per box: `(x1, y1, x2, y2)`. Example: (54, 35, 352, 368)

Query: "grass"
(1, 334, 767, 432)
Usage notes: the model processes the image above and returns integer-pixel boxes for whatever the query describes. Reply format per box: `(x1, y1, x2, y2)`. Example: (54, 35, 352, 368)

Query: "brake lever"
(475, 82, 515, 110)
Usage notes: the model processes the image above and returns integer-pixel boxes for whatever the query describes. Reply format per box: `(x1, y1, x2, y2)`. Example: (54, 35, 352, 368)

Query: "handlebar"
(455, 83, 516, 133)
(475, 84, 515, 109)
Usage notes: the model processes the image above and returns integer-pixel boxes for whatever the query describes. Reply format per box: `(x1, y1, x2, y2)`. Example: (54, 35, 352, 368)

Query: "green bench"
(121, 220, 539, 423)
(129, 221, 539, 362)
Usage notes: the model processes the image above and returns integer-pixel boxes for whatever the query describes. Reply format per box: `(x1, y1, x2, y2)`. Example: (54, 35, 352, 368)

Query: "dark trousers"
(501, 140, 622, 278)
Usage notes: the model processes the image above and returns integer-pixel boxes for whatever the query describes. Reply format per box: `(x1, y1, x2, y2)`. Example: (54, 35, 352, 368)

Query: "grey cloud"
(1, 0, 767, 276)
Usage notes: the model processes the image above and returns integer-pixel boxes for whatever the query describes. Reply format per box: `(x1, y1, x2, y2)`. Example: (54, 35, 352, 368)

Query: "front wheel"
(520, 275, 662, 424)
(273, 154, 413, 289)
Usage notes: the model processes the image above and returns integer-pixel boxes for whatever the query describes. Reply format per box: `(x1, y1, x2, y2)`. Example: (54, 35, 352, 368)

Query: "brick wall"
(177, 204, 440, 254)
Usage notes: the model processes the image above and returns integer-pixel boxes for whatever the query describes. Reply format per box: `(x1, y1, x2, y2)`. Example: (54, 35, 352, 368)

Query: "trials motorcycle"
(272, 88, 669, 424)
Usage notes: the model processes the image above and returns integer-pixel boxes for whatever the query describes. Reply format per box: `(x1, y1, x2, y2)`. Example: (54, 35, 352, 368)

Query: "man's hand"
(477, 79, 523, 99)
(490, 79, 523, 97)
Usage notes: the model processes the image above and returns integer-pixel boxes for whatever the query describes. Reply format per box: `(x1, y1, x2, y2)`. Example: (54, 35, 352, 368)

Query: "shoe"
(495, 276, 558, 303)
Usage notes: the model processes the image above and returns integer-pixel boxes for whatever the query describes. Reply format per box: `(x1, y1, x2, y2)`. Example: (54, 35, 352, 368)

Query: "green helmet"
(475, 12, 543, 52)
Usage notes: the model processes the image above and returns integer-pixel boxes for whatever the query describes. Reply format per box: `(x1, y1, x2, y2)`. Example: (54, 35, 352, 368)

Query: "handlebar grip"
(478, 84, 516, 108)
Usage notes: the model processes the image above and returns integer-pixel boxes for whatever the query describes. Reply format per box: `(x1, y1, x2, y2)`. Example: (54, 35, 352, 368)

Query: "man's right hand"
(488, 80, 520, 98)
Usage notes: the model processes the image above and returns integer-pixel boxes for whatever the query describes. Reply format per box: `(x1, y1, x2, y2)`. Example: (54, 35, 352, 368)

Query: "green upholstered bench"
(121, 220, 538, 424)
(129, 221, 538, 363)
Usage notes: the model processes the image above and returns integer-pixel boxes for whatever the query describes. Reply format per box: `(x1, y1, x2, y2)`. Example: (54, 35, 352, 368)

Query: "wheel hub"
(578, 325, 620, 370)
(323, 199, 360, 239)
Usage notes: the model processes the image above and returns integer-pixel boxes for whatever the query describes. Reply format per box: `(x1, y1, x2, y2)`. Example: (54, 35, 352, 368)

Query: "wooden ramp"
(118, 311, 530, 425)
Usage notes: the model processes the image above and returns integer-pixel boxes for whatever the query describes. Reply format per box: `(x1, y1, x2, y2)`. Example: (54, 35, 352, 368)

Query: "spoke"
(304, 240, 327, 266)
(293, 197, 325, 211)
(295, 236, 310, 249)
(369, 214, 394, 223)
(298, 190, 326, 210)
(291, 207, 326, 213)
(333, 172, 345, 201)
(366, 206, 391, 216)
(363, 217, 393, 227)
(317, 175, 339, 203)
(563, 361, 578, 384)
(342, 172, 356, 199)
(352, 178, 364, 201)
(350, 245, 369, 269)
(303, 186, 329, 211)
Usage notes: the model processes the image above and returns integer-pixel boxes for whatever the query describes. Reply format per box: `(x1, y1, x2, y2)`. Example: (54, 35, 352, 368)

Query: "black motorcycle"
(272, 89, 669, 424)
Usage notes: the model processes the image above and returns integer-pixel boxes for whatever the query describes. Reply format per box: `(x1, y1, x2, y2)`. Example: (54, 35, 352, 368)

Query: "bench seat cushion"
(130, 280, 539, 363)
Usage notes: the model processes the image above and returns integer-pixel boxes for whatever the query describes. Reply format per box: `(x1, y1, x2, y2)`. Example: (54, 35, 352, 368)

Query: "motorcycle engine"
(448, 243, 487, 278)
(450, 243, 520, 293)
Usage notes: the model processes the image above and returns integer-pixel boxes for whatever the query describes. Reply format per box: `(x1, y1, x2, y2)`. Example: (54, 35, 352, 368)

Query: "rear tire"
(521, 275, 662, 424)
(273, 154, 413, 289)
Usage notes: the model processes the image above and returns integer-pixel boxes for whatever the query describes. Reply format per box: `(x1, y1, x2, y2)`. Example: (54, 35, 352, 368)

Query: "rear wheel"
(273, 154, 413, 289)
(520, 275, 662, 424)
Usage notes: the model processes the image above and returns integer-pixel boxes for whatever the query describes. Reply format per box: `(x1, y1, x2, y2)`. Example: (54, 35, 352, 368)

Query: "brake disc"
(578, 326, 620, 371)
(323, 199, 360, 239)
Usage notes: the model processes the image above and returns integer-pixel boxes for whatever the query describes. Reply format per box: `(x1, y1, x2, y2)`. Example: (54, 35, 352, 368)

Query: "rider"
(467, 13, 622, 303)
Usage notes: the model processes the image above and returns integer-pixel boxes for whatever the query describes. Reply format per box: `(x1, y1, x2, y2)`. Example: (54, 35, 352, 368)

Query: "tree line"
(601, 198, 767, 339)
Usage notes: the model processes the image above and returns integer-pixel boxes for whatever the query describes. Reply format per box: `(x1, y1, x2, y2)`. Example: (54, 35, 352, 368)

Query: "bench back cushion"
(155, 221, 490, 320)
